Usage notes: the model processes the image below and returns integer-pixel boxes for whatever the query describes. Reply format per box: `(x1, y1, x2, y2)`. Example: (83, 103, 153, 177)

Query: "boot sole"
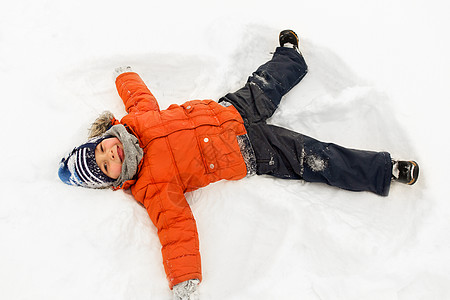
(407, 161, 419, 185)
(279, 30, 299, 47)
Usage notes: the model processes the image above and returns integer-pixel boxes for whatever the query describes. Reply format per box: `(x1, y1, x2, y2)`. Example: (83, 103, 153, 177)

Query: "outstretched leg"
(246, 123, 393, 196)
(248, 47, 308, 109)
(220, 42, 308, 123)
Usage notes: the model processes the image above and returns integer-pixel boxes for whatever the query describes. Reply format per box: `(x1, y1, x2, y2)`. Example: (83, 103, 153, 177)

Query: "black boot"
(279, 29, 299, 50)
(392, 160, 420, 185)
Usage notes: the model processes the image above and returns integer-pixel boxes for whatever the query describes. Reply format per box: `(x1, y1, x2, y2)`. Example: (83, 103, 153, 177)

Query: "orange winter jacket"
(113, 72, 248, 288)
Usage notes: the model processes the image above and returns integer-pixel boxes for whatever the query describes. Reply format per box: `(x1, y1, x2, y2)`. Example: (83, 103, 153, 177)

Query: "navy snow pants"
(219, 47, 392, 196)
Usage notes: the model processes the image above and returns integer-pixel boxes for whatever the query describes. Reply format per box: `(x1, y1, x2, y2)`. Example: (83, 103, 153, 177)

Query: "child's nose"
(109, 149, 115, 160)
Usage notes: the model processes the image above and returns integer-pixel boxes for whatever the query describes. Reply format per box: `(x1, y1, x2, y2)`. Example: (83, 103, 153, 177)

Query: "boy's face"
(95, 137, 124, 179)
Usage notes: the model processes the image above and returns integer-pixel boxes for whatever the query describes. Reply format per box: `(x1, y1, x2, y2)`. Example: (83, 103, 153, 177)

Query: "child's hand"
(113, 66, 133, 79)
(173, 279, 200, 300)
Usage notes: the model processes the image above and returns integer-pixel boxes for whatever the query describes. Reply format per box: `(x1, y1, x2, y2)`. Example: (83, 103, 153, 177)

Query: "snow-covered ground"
(1, 0, 449, 299)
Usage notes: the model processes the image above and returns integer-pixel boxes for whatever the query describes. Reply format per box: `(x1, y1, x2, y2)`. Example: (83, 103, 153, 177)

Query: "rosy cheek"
(112, 163, 123, 178)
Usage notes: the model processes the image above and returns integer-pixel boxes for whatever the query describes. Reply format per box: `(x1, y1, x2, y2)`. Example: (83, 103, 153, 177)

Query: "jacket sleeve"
(115, 72, 160, 113)
(141, 182, 202, 289)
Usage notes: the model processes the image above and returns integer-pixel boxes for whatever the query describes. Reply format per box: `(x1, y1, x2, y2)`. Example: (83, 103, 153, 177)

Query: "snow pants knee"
(220, 47, 392, 196)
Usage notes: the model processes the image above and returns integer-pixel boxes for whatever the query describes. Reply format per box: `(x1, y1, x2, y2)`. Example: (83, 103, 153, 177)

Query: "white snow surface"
(1, 0, 449, 299)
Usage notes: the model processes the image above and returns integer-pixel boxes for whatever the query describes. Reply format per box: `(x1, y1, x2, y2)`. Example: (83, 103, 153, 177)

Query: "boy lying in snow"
(58, 30, 419, 299)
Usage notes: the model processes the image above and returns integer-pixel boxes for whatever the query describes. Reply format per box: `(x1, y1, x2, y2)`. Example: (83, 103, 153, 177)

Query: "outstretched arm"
(139, 182, 202, 290)
(114, 67, 160, 113)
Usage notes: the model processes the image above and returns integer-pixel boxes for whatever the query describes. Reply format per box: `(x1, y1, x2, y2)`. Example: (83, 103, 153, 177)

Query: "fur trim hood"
(88, 111, 115, 138)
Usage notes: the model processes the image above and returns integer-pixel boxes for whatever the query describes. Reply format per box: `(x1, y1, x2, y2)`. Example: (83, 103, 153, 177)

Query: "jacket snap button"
(186, 105, 191, 109)
(209, 164, 215, 169)
(204, 138, 209, 143)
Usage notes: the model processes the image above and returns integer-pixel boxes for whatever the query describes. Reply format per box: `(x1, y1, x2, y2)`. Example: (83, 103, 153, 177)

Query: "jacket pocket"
(198, 130, 241, 174)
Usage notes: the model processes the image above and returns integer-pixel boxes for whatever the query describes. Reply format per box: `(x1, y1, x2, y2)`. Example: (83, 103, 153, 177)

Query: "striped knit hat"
(58, 136, 114, 188)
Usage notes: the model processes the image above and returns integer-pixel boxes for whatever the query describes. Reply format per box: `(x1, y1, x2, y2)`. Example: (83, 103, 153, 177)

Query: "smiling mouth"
(117, 145, 124, 162)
